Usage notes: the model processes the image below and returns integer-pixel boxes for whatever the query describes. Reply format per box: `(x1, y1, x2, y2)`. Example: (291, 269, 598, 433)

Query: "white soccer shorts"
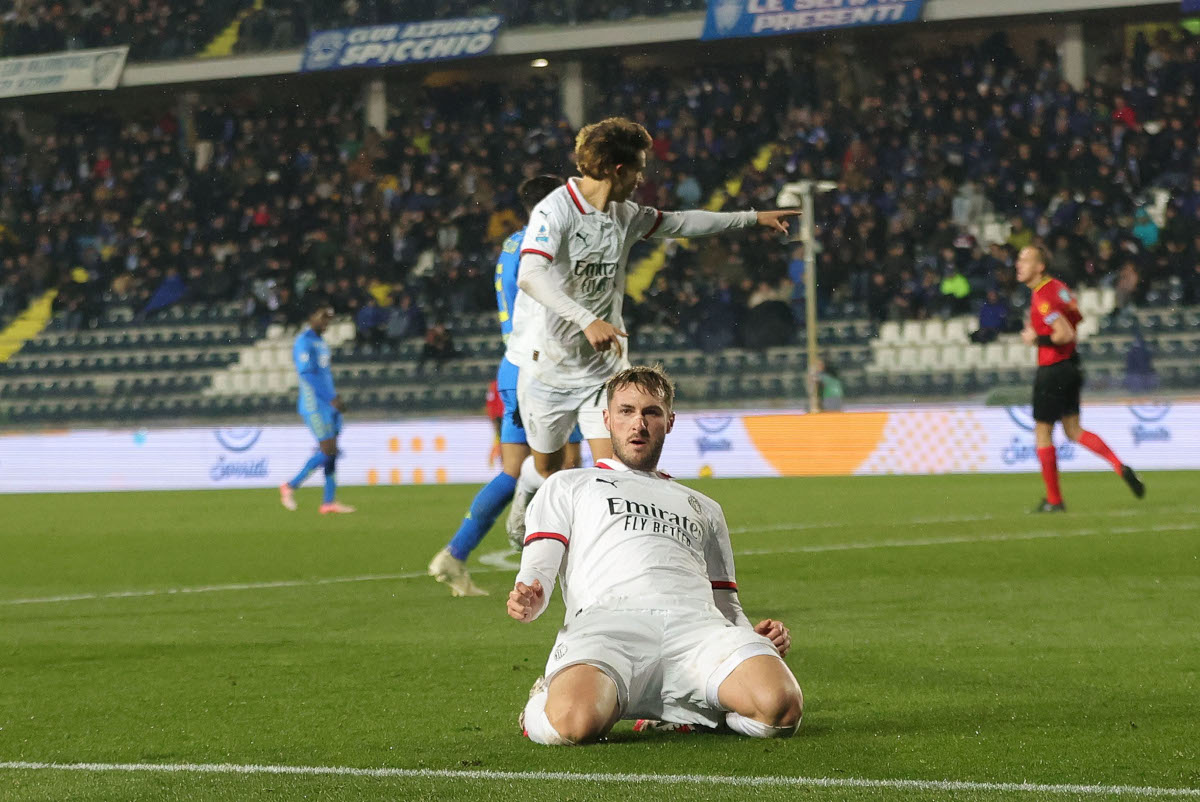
(516, 371, 608, 453)
(541, 601, 782, 729)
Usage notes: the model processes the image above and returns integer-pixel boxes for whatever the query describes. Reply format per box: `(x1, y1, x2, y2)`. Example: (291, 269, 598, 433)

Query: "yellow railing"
(0, 289, 57, 362)
(626, 142, 777, 302)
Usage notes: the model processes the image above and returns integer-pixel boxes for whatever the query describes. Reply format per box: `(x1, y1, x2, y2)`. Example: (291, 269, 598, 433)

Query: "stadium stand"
(1, 27, 1198, 426)
(0, 0, 252, 60)
(231, 1, 708, 55)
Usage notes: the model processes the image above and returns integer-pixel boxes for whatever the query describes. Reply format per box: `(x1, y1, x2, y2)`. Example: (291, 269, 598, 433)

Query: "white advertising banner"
(0, 46, 128, 99)
(0, 402, 1197, 494)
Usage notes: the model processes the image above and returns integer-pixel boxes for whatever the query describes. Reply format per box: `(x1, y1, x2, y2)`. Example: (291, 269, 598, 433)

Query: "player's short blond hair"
(606, 364, 675, 411)
(1025, 244, 1052, 269)
(574, 117, 652, 180)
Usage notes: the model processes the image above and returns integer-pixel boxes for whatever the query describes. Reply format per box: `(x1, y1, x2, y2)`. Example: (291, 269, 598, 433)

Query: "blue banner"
(301, 16, 502, 72)
(1184, 0, 1200, 13)
(702, 0, 924, 41)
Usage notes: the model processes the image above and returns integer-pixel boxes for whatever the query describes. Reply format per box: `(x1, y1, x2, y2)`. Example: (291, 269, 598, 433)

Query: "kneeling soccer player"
(507, 364, 802, 744)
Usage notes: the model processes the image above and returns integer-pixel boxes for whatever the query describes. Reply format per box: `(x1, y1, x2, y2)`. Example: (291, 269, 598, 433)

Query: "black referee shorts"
(1032, 355, 1083, 424)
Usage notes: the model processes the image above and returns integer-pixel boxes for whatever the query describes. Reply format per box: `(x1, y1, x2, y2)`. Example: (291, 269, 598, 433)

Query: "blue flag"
(702, 0, 925, 41)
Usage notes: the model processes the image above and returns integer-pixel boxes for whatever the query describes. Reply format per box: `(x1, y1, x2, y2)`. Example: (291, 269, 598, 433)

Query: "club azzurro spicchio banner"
(301, 15, 503, 72)
(702, 0, 924, 41)
(1183, 0, 1200, 13)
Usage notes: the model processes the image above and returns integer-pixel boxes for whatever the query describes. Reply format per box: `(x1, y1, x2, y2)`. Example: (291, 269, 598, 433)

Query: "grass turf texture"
(1, 472, 1197, 802)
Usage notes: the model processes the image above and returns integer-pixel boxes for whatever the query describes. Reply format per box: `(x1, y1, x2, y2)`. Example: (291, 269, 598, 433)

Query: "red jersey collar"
(566, 178, 597, 215)
(596, 458, 672, 479)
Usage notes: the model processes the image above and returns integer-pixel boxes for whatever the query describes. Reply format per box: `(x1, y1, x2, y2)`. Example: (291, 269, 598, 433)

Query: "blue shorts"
(301, 406, 342, 442)
(499, 388, 582, 446)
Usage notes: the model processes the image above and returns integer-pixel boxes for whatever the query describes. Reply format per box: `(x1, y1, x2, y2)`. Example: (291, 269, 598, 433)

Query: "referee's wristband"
(1035, 334, 1054, 347)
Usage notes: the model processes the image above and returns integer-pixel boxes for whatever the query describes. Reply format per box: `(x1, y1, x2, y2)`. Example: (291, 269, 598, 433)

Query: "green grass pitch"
(1, 471, 1197, 801)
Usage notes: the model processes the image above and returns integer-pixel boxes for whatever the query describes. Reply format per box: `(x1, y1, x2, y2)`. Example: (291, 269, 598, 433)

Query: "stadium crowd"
(0, 0, 707, 60)
(612, 31, 1200, 350)
(0, 0, 250, 61)
(0, 64, 781, 341)
(2, 32, 1199, 353)
(234, 1, 707, 55)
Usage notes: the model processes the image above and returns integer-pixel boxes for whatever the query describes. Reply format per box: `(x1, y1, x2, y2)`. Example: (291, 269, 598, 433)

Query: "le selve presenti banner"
(301, 16, 502, 72)
(0, 46, 128, 99)
(702, 0, 925, 41)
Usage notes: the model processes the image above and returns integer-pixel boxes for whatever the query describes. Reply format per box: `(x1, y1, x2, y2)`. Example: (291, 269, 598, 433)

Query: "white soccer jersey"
(503, 287, 544, 373)
(520, 458, 738, 622)
(514, 178, 660, 387)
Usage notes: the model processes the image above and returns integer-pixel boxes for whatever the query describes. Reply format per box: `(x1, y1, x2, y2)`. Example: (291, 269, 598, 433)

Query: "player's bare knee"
(756, 682, 803, 730)
(545, 704, 612, 744)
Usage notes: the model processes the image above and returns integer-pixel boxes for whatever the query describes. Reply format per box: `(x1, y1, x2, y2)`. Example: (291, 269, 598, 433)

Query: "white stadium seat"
(1079, 287, 1100, 315)
(943, 318, 970, 342)
(962, 345, 986, 367)
(982, 343, 1007, 366)
(917, 346, 940, 369)
(1099, 287, 1116, 312)
(920, 320, 946, 343)
(1005, 342, 1032, 366)
(879, 321, 902, 345)
(939, 344, 967, 367)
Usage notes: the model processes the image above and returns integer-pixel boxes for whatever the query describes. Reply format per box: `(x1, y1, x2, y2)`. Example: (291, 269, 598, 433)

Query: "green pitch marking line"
(1, 761, 1198, 797)
(2, 522, 1192, 608)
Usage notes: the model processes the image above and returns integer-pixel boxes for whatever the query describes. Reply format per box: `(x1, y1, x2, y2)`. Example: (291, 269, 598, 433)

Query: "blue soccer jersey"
(293, 327, 340, 441)
(495, 229, 523, 392)
(493, 227, 580, 446)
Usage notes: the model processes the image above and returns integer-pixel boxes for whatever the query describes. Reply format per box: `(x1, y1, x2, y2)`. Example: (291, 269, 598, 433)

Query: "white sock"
(725, 711, 799, 739)
(517, 455, 547, 498)
(522, 691, 574, 746)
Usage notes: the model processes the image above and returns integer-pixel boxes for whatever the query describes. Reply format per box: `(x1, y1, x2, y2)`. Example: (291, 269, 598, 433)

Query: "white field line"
(3, 520, 1195, 609)
(0, 760, 1197, 797)
(736, 522, 1197, 556)
(727, 504, 1200, 535)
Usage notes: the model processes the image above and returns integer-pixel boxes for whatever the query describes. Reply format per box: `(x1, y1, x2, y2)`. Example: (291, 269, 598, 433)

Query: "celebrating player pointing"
(508, 365, 802, 745)
(1017, 245, 1144, 511)
(506, 116, 799, 545)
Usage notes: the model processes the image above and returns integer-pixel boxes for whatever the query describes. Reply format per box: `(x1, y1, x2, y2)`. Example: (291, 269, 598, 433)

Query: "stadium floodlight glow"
(530, 58, 549, 68)
(777, 180, 838, 413)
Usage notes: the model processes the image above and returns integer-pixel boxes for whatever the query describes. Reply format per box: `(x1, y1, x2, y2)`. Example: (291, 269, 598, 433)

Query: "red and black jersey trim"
(710, 580, 738, 591)
(641, 209, 663, 240)
(565, 182, 589, 214)
(520, 248, 554, 261)
(524, 531, 569, 547)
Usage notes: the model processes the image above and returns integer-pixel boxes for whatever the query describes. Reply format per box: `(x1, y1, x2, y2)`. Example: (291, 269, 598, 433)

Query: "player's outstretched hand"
(754, 618, 791, 658)
(331, 396, 346, 413)
(508, 579, 544, 622)
(583, 319, 628, 357)
(1020, 326, 1037, 346)
(756, 210, 801, 236)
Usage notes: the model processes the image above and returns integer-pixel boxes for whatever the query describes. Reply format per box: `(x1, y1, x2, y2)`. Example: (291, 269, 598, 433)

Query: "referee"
(1016, 245, 1145, 512)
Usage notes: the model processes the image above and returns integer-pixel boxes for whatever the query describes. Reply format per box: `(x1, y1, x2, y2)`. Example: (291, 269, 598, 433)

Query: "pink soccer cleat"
(279, 484, 297, 511)
(319, 502, 357, 514)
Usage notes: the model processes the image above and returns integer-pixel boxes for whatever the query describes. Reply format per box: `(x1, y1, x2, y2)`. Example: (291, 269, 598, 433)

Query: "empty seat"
(943, 318, 970, 342)
(878, 321, 902, 345)
(919, 320, 946, 343)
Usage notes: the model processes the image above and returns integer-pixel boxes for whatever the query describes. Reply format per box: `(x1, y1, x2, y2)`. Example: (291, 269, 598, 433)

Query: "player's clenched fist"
(508, 579, 545, 622)
(754, 618, 791, 658)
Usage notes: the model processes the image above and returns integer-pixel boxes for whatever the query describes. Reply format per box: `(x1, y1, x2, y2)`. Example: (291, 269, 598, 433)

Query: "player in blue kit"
(279, 303, 356, 514)
(429, 176, 581, 596)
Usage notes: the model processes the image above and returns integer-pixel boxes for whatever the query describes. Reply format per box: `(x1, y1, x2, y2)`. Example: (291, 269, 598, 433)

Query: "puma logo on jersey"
(573, 231, 590, 246)
(595, 477, 618, 486)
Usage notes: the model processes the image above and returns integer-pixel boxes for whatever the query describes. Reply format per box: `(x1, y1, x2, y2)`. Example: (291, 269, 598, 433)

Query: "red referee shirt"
(485, 379, 504, 420)
(1030, 277, 1082, 366)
